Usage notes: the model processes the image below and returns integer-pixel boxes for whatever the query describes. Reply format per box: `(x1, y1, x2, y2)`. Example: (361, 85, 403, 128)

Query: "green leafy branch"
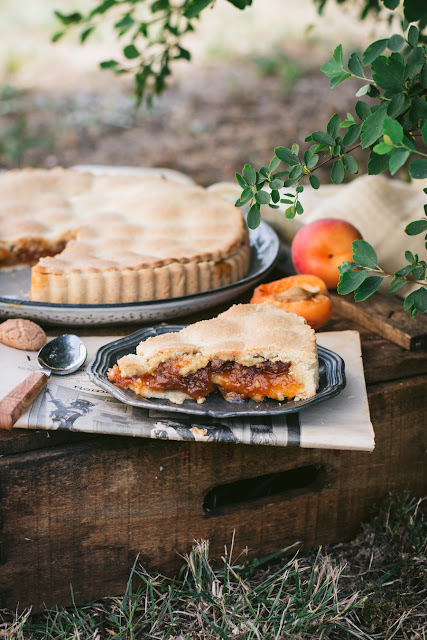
(236, 5, 427, 315)
(54, 0, 252, 106)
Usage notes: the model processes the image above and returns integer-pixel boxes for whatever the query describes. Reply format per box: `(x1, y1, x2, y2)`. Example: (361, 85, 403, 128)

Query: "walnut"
(0, 319, 47, 351)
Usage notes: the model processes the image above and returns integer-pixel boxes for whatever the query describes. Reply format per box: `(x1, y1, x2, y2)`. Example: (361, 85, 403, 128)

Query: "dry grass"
(1, 493, 426, 640)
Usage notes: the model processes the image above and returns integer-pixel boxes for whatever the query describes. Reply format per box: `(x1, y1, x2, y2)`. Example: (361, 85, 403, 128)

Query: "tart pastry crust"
(0, 169, 250, 303)
(109, 304, 319, 404)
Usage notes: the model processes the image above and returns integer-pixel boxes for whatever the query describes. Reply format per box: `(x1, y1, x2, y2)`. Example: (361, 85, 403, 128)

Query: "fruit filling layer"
(108, 358, 301, 402)
(0, 238, 73, 267)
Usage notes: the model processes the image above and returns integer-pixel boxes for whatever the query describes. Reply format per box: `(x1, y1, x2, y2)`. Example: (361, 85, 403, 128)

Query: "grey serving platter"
(0, 222, 279, 327)
(88, 324, 346, 418)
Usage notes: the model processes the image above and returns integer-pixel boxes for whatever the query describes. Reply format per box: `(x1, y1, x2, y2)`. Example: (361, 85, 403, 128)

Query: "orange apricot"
(250, 274, 332, 330)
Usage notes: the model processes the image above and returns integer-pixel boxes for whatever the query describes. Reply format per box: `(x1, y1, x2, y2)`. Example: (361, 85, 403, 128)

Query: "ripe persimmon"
(250, 274, 332, 330)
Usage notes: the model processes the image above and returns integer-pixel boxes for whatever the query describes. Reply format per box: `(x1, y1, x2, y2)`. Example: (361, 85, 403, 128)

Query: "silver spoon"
(0, 334, 87, 430)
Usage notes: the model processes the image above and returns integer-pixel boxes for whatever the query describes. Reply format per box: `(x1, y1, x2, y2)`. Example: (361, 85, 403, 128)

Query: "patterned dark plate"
(88, 324, 346, 418)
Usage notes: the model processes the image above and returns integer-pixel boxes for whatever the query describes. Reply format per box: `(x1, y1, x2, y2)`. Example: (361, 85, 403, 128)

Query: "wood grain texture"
(0, 371, 48, 430)
(330, 291, 427, 351)
(0, 374, 425, 611)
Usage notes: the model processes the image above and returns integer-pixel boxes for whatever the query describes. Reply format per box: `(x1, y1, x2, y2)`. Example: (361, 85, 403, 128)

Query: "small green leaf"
(270, 178, 284, 190)
(342, 124, 361, 147)
(123, 44, 139, 59)
(395, 264, 414, 277)
(247, 204, 261, 229)
(373, 142, 393, 155)
(348, 52, 365, 77)
(405, 251, 415, 263)
(331, 159, 344, 184)
(235, 172, 246, 188)
(337, 269, 368, 295)
(354, 276, 384, 301)
(52, 31, 65, 42)
(273, 171, 288, 180)
(303, 146, 315, 164)
(311, 130, 336, 146)
(389, 149, 410, 175)
(405, 219, 427, 235)
(414, 287, 427, 313)
(342, 154, 358, 174)
(274, 147, 300, 165)
(289, 165, 303, 179)
(355, 101, 371, 121)
(403, 290, 417, 311)
(388, 277, 408, 292)
(352, 239, 378, 268)
(387, 34, 405, 51)
(361, 105, 387, 148)
(284, 206, 296, 219)
(409, 159, 427, 180)
(383, 117, 403, 144)
(100, 59, 119, 69)
(255, 190, 271, 205)
(54, 10, 82, 25)
(296, 201, 304, 215)
(80, 26, 95, 43)
(355, 84, 370, 97)
(268, 156, 281, 172)
(333, 43, 344, 65)
(362, 39, 388, 66)
(327, 113, 341, 139)
(307, 155, 319, 170)
(422, 121, 427, 147)
(242, 164, 256, 185)
(330, 72, 351, 88)
(408, 25, 419, 49)
(309, 174, 320, 189)
(271, 190, 280, 203)
(239, 188, 253, 204)
(291, 143, 300, 155)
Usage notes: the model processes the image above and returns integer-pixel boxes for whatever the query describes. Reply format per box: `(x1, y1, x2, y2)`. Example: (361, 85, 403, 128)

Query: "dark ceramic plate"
(88, 325, 346, 418)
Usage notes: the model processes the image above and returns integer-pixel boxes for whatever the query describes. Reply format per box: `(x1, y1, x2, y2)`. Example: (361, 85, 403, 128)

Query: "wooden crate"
(0, 313, 426, 611)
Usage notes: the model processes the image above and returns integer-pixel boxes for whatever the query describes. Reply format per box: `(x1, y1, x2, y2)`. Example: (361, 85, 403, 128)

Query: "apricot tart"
(0, 169, 250, 303)
(108, 303, 319, 404)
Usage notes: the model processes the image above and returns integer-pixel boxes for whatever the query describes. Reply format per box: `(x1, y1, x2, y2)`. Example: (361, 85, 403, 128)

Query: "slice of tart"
(108, 304, 319, 404)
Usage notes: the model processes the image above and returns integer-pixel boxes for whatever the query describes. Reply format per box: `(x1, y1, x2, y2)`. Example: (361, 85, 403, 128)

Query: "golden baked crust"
(109, 304, 319, 404)
(0, 169, 250, 303)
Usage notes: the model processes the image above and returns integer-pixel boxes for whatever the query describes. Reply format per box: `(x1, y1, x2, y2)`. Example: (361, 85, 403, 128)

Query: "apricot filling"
(108, 358, 298, 403)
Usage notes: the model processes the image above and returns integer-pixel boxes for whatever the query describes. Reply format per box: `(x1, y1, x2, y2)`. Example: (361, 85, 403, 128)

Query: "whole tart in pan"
(0, 169, 250, 304)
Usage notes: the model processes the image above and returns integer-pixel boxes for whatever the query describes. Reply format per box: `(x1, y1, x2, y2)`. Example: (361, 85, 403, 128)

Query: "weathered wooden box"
(0, 312, 426, 611)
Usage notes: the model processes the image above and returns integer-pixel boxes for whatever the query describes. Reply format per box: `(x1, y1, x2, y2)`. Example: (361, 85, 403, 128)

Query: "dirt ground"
(0, 57, 364, 186)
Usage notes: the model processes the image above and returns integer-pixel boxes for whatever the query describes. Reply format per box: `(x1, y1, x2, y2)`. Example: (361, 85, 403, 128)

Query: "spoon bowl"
(38, 334, 87, 375)
(0, 334, 87, 430)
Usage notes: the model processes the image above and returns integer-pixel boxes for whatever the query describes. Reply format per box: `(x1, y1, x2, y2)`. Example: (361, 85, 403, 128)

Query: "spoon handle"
(0, 372, 49, 430)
